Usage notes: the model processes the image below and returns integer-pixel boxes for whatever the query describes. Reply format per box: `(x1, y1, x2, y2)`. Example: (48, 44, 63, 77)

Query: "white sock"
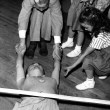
(75, 45, 81, 50)
(86, 77, 94, 81)
(67, 37, 73, 42)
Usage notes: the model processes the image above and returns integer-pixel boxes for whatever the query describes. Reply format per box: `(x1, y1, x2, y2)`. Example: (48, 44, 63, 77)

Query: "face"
(27, 63, 44, 77)
(35, 0, 47, 7)
(81, 23, 93, 32)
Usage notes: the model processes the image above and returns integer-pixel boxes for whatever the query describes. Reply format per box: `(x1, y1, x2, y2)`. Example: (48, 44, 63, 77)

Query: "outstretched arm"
(51, 45, 62, 85)
(18, 0, 34, 55)
(15, 44, 26, 89)
(65, 46, 95, 77)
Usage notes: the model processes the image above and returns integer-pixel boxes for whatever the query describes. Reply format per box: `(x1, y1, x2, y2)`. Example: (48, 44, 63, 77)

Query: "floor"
(0, 0, 110, 110)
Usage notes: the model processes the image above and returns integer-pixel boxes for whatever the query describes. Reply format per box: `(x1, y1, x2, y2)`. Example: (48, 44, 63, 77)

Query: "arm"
(51, 59, 60, 85)
(65, 46, 95, 76)
(18, 0, 33, 31)
(51, 45, 62, 85)
(65, 33, 106, 76)
(15, 44, 26, 89)
(18, 0, 34, 49)
(51, 1, 63, 58)
(71, 46, 95, 68)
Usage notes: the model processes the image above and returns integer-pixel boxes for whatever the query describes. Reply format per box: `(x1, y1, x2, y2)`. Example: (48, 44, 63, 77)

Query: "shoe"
(98, 76, 107, 79)
(61, 41, 74, 49)
(76, 79, 95, 90)
(25, 41, 37, 59)
(67, 48, 81, 57)
(38, 38, 48, 56)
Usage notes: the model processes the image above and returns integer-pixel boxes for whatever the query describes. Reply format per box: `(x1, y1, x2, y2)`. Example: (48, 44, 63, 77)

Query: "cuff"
(19, 30, 26, 38)
(54, 36, 61, 44)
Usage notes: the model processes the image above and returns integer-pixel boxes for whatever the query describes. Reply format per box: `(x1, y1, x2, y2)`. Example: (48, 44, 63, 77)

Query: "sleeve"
(51, 0, 63, 37)
(18, 0, 34, 31)
(19, 30, 26, 38)
(89, 33, 106, 49)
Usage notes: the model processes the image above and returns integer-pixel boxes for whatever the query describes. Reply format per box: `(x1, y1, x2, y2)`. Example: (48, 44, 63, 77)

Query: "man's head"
(27, 63, 44, 77)
(34, 0, 50, 12)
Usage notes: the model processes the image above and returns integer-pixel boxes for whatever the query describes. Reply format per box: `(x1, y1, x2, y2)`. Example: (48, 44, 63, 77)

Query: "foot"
(98, 76, 107, 79)
(25, 42, 37, 59)
(38, 40, 48, 56)
(67, 48, 81, 57)
(25, 48, 35, 59)
(76, 80, 95, 90)
(61, 41, 74, 49)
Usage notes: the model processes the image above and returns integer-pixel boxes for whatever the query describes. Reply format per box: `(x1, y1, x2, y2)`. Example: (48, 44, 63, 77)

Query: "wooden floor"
(0, 0, 110, 110)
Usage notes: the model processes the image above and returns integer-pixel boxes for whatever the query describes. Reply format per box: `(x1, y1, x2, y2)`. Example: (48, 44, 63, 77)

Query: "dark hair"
(79, 7, 110, 37)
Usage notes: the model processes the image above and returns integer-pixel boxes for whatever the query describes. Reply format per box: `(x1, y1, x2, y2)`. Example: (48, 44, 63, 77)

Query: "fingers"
(15, 43, 26, 55)
(53, 46, 62, 61)
(64, 66, 73, 78)
(15, 43, 20, 53)
(64, 68, 68, 77)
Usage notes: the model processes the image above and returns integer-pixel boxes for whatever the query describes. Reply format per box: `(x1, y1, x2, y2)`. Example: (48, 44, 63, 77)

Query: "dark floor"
(0, 0, 110, 110)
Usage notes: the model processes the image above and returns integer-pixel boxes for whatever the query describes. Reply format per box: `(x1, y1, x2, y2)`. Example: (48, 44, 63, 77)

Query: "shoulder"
(97, 32, 108, 41)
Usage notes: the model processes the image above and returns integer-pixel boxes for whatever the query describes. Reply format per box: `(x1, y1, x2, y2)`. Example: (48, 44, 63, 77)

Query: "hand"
(64, 66, 74, 77)
(52, 44, 62, 61)
(15, 43, 26, 56)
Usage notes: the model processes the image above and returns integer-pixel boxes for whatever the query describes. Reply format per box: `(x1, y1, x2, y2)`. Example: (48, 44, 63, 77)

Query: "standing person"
(65, 7, 110, 90)
(61, 0, 96, 58)
(12, 43, 62, 110)
(18, 0, 63, 59)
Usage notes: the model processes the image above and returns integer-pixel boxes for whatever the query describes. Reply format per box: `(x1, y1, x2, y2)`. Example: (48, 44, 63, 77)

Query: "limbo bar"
(0, 88, 110, 105)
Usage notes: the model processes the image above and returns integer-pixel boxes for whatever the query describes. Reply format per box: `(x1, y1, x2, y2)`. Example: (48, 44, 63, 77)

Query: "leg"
(61, 1, 79, 49)
(76, 57, 95, 90)
(61, 26, 74, 48)
(25, 41, 37, 59)
(67, 31, 84, 57)
(77, 31, 84, 46)
(38, 38, 48, 56)
(76, 69, 95, 90)
(25, 9, 43, 58)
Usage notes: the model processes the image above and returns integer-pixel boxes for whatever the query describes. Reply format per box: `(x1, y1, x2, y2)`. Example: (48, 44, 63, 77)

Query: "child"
(61, 0, 96, 57)
(65, 7, 110, 90)
(61, 0, 110, 58)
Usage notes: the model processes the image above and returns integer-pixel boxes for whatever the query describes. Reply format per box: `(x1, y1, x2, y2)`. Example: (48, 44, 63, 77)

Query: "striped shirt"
(89, 32, 110, 49)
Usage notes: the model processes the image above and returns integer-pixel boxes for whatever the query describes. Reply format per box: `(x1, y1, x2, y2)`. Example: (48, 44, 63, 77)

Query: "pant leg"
(51, 3, 63, 37)
(41, 9, 52, 41)
(82, 53, 110, 76)
(67, 0, 81, 27)
(30, 8, 43, 41)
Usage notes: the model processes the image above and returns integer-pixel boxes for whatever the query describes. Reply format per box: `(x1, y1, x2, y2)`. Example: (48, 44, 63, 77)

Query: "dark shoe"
(25, 41, 37, 59)
(38, 38, 48, 56)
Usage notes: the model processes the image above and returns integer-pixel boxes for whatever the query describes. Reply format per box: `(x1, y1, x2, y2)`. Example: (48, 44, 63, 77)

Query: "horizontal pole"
(0, 88, 110, 106)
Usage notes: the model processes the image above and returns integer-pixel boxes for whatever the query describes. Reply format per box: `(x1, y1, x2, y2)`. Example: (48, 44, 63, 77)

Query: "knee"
(82, 58, 92, 69)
